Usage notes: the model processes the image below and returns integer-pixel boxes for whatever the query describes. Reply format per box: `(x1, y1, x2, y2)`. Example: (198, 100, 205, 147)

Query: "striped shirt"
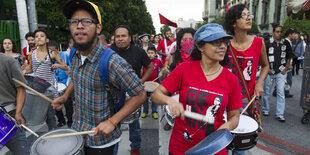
(31, 50, 57, 97)
(70, 39, 143, 146)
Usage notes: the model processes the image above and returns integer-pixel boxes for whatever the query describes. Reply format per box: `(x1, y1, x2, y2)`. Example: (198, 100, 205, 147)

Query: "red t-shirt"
(22, 46, 36, 63)
(143, 58, 163, 82)
(157, 38, 176, 64)
(161, 61, 243, 155)
(227, 37, 262, 99)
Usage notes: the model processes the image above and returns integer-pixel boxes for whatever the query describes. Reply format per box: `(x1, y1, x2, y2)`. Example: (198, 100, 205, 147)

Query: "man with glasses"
(52, 1, 146, 154)
(262, 25, 292, 122)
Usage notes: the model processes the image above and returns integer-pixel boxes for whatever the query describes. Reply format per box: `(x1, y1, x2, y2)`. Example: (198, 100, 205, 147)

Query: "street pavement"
(1, 70, 310, 155)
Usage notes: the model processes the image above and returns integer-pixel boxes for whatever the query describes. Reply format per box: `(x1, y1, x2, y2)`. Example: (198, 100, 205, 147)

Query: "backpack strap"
(69, 47, 77, 62)
(98, 48, 115, 85)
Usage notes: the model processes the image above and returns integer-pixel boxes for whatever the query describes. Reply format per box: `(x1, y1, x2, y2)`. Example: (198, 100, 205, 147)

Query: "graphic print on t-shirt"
(227, 56, 254, 96)
(185, 86, 223, 129)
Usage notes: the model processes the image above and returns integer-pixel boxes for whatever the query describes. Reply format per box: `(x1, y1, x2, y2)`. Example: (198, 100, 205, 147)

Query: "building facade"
(202, 0, 287, 33)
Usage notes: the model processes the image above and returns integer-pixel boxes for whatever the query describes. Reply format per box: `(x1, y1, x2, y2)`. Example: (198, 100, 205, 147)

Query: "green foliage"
(210, 15, 225, 25)
(195, 21, 208, 30)
(35, 0, 155, 43)
(283, 15, 310, 35)
(160, 25, 171, 35)
(248, 21, 259, 34)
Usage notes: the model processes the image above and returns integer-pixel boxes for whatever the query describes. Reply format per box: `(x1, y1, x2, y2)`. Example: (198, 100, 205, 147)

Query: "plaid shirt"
(70, 40, 143, 146)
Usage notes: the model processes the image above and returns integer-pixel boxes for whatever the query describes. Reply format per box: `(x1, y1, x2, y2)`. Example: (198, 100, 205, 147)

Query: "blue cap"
(194, 23, 233, 43)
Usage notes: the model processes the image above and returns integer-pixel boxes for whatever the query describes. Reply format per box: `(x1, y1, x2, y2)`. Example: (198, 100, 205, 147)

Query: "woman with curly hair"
(224, 3, 269, 155)
(1, 38, 23, 66)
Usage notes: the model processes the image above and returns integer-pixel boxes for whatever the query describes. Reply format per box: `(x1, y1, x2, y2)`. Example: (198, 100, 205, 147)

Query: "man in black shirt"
(111, 25, 154, 155)
(262, 25, 291, 122)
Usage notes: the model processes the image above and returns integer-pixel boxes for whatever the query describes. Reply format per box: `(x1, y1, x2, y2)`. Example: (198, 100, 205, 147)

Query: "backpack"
(69, 47, 126, 115)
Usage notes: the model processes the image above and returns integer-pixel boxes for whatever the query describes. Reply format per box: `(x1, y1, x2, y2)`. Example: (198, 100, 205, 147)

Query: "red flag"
(159, 13, 178, 28)
(226, 3, 229, 13)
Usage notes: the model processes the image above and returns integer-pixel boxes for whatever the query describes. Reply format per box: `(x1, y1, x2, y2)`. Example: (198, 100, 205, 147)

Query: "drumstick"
(184, 111, 213, 124)
(20, 124, 39, 137)
(151, 76, 160, 82)
(12, 78, 53, 103)
(241, 95, 257, 115)
(42, 130, 95, 139)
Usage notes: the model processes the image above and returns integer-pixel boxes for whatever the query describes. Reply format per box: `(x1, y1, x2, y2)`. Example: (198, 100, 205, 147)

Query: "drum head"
(144, 82, 159, 92)
(171, 94, 179, 102)
(231, 115, 258, 134)
(185, 129, 233, 155)
(57, 83, 66, 92)
(31, 129, 83, 155)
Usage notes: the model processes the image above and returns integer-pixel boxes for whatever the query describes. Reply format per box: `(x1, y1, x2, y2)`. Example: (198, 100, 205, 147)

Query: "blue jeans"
(5, 128, 29, 155)
(263, 73, 286, 118)
(232, 150, 245, 155)
(129, 119, 141, 149)
(143, 96, 158, 114)
(46, 104, 56, 131)
(285, 70, 293, 95)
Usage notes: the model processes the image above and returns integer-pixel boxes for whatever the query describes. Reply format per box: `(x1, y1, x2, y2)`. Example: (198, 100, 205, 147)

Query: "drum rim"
(31, 129, 84, 155)
(231, 115, 259, 134)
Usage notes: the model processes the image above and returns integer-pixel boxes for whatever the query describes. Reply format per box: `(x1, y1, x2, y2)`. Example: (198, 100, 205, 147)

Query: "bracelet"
(108, 118, 117, 127)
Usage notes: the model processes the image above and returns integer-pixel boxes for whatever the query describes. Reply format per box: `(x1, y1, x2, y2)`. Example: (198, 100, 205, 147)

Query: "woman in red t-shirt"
(224, 4, 269, 100)
(151, 23, 243, 155)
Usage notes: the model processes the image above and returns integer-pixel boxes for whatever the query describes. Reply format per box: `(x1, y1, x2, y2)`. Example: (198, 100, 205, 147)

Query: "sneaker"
(130, 148, 140, 155)
(152, 112, 158, 119)
(262, 111, 269, 116)
(285, 94, 293, 98)
(57, 122, 66, 127)
(141, 113, 147, 118)
(275, 117, 286, 122)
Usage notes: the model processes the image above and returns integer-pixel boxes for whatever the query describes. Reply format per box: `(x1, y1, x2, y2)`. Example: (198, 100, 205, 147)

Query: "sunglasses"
(209, 39, 230, 47)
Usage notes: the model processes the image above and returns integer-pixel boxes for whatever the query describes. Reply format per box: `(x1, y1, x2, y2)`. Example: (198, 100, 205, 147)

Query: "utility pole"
(16, 0, 30, 50)
(27, 0, 37, 32)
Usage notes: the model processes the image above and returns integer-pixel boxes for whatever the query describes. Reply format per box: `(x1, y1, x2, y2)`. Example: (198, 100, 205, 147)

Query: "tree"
(283, 15, 310, 35)
(248, 21, 259, 35)
(35, 0, 155, 42)
(160, 25, 171, 35)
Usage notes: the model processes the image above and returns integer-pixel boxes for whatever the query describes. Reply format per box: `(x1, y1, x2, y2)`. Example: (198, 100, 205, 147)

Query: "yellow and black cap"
(63, 0, 101, 24)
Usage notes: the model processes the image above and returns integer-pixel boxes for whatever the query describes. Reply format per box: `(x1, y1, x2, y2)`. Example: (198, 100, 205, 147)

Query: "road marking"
(259, 133, 310, 155)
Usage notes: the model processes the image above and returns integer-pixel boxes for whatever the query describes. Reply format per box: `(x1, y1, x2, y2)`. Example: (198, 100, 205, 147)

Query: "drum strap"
(229, 47, 251, 102)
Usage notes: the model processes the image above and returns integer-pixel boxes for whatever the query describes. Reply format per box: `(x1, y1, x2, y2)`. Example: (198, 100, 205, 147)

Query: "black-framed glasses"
(275, 31, 283, 33)
(68, 18, 97, 26)
(241, 14, 254, 19)
(209, 39, 230, 47)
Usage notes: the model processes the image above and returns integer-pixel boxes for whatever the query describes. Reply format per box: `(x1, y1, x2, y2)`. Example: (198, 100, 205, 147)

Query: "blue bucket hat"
(194, 23, 233, 43)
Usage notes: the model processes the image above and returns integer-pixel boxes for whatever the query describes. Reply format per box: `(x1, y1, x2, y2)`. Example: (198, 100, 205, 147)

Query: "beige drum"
(144, 81, 159, 92)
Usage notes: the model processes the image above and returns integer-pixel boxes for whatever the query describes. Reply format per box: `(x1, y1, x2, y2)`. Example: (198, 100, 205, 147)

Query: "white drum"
(163, 94, 179, 126)
(57, 83, 67, 96)
(122, 93, 141, 124)
(31, 129, 84, 155)
(225, 115, 259, 150)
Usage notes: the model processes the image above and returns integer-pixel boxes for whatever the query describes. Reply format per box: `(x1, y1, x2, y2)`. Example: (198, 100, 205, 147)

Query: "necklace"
(204, 66, 222, 76)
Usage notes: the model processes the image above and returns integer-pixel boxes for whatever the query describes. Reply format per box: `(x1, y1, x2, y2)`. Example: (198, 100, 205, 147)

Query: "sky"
(144, 0, 205, 34)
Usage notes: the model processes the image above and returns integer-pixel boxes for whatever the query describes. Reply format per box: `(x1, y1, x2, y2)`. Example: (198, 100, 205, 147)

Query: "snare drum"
(227, 115, 259, 150)
(57, 82, 67, 96)
(122, 107, 142, 124)
(144, 81, 159, 92)
(0, 108, 17, 148)
(122, 93, 141, 124)
(163, 94, 179, 126)
(31, 129, 84, 155)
